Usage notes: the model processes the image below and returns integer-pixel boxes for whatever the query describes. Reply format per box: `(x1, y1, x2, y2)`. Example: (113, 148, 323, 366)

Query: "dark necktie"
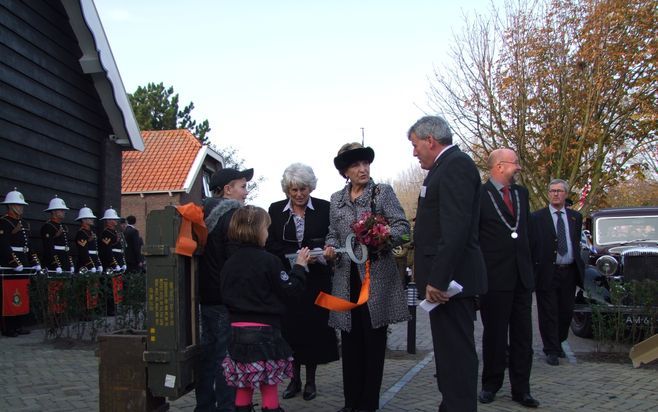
(556, 210, 568, 256)
(501, 186, 514, 216)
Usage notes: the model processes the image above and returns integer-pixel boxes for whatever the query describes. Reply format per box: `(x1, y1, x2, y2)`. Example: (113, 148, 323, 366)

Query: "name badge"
(420, 186, 427, 198)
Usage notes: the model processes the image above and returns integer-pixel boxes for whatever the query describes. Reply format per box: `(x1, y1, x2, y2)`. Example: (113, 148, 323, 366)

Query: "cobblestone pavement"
(1, 301, 656, 411)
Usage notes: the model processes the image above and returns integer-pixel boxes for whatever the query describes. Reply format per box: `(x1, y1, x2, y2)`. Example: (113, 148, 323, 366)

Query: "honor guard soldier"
(41, 196, 75, 274)
(99, 207, 125, 315)
(99, 208, 126, 272)
(75, 206, 102, 273)
(0, 189, 41, 337)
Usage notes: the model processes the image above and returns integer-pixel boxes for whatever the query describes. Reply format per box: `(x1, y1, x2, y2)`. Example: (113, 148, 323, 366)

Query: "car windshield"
(595, 215, 658, 245)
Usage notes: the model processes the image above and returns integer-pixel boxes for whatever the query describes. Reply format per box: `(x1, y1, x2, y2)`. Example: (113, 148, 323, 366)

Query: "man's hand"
(426, 284, 451, 304)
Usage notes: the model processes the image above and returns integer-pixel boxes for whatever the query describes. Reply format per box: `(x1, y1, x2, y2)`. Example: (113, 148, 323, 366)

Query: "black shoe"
(282, 380, 301, 399)
(478, 390, 496, 404)
(512, 393, 540, 408)
(15, 328, 30, 335)
(302, 382, 316, 401)
(546, 354, 559, 366)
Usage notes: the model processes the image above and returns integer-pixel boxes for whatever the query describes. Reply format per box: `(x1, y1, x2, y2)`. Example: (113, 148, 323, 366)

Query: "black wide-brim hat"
(333, 147, 375, 175)
(209, 168, 254, 191)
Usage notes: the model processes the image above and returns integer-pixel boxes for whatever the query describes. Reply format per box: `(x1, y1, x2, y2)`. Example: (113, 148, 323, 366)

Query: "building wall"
(0, 0, 123, 253)
(122, 193, 182, 237)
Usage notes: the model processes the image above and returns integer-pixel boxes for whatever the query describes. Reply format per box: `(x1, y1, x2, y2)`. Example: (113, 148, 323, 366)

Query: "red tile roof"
(122, 129, 201, 193)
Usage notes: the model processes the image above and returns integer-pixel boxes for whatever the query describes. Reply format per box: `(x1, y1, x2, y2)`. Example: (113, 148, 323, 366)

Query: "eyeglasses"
(549, 189, 566, 194)
(282, 211, 301, 243)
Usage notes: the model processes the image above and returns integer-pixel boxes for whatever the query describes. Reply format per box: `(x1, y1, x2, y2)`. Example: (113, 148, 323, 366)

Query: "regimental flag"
(2, 278, 30, 316)
(48, 279, 67, 314)
(112, 275, 124, 304)
(86, 279, 100, 309)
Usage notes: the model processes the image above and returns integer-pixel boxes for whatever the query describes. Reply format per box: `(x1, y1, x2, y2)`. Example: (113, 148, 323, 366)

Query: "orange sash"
(315, 260, 370, 312)
(175, 203, 208, 257)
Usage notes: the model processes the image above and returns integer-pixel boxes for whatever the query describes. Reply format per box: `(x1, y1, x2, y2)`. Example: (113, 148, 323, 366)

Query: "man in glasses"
(196, 168, 253, 412)
(478, 148, 539, 408)
(530, 179, 584, 366)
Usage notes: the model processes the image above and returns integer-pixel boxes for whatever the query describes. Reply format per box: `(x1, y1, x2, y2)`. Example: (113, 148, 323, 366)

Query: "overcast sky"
(94, 0, 499, 208)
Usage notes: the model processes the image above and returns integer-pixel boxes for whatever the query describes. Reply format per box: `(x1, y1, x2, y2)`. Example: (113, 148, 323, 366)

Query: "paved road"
(1, 300, 656, 411)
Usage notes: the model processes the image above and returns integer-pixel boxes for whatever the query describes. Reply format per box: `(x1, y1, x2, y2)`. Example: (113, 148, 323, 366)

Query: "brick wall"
(121, 193, 182, 236)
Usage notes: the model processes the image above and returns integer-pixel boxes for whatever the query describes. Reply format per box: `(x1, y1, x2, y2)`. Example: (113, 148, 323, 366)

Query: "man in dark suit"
(530, 179, 584, 366)
(478, 148, 539, 408)
(123, 215, 143, 273)
(409, 115, 487, 412)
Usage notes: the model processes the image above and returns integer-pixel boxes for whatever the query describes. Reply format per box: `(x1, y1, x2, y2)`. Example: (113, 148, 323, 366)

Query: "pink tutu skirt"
(222, 356, 294, 388)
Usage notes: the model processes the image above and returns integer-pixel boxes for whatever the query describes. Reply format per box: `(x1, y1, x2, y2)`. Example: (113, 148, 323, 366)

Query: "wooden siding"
(0, 0, 122, 249)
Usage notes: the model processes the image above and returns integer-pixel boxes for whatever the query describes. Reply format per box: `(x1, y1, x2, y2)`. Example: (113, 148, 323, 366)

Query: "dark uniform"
(40, 220, 74, 273)
(75, 227, 101, 271)
(99, 225, 125, 314)
(0, 214, 40, 270)
(0, 213, 40, 336)
(99, 226, 126, 270)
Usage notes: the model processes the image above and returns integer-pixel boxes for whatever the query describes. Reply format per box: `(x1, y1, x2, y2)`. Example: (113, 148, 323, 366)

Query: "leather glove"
(15, 265, 24, 272)
(56, 267, 63, 274)
(90, 267, 97, 273)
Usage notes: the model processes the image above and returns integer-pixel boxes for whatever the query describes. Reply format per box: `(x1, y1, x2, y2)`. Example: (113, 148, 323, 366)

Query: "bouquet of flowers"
(350, 211, 392, 259)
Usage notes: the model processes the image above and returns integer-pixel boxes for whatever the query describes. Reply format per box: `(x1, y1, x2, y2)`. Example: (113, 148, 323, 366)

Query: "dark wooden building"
(0, 0, 142, 246)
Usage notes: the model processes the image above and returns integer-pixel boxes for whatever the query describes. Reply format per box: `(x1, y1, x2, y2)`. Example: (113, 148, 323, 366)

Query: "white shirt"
(549, 205, 574, 264)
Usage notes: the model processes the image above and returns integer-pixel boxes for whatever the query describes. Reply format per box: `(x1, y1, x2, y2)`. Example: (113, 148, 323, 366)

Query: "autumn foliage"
(429, 0, 657, 213)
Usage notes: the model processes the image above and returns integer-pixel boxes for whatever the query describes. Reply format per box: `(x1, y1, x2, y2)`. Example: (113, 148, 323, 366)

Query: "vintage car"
(571, 206, 658, 338)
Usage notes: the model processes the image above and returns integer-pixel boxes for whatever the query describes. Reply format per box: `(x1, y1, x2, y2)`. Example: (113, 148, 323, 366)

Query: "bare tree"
(429, 0, 657, 213)
(391, 164, 427, 220)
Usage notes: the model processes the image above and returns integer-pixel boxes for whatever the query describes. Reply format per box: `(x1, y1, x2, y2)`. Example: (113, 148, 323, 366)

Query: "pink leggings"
(232, 322, 279, 409)
(235, 384, 279, 409)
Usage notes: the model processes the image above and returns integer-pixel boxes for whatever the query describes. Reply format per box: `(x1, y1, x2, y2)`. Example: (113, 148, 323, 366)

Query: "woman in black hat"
(323, 143, 411, 412)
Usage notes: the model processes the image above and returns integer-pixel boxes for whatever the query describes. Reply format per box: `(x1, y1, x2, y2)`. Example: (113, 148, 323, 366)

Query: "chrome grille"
(621, 249, 658, 281)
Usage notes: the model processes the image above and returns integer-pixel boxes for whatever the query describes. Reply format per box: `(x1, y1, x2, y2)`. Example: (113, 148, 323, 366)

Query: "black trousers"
(480, 280, 533, 395)
(536, 264, 578, 355)
(429, 297, 478, 412)
(340, 265, 387, 411)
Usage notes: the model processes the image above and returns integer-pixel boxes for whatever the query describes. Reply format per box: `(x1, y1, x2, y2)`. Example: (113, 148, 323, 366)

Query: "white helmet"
(44, 195, 69, 212)
(76, 206, 97, 221)
(1, 189, 28, 205)
(100, 207, 121, 220)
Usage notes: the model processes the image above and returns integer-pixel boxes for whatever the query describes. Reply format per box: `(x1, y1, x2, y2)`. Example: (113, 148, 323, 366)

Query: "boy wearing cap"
(196, 168, 252, 412)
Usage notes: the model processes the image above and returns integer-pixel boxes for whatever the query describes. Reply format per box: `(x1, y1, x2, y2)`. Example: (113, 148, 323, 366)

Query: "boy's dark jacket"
(220, 244, 306, 328)
(198, 198, 240, 305)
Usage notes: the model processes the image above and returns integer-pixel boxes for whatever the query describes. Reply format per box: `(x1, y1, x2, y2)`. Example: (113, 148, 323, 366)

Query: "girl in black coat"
(220, 206, 310, 412)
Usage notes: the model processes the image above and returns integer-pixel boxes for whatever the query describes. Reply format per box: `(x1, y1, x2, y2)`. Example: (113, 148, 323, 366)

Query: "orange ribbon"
(175, 203, 208, 257)
(315, 259, 370, 312)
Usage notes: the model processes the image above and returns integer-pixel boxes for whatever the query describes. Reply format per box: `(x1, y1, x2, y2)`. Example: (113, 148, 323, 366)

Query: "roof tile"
(122, 129, 202, 193)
